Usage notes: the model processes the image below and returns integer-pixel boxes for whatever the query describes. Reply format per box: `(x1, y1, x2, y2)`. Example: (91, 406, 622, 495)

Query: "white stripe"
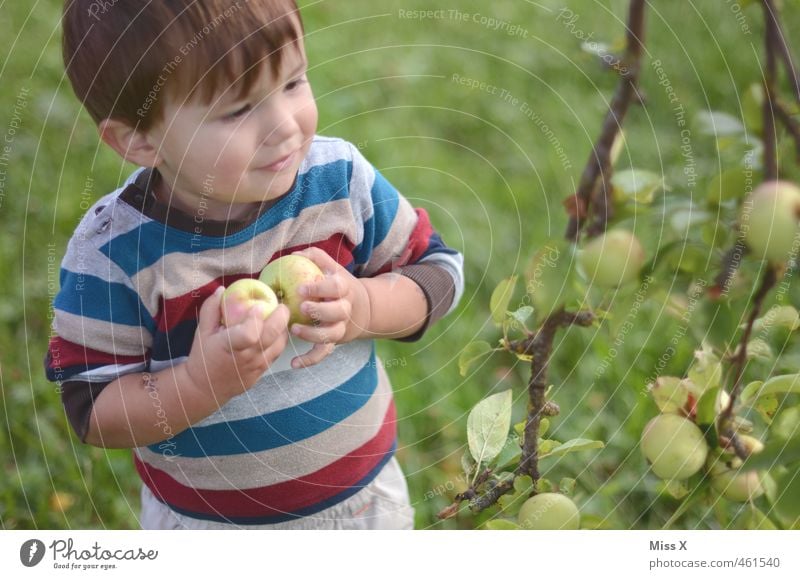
(134, 362, 393, 489)
(418, 252, 465, 317)
(192, 338, 374, 427)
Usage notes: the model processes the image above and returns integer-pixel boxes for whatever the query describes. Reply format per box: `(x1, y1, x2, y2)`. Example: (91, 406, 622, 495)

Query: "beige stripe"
(135, 363, 394, 490)
(362, 196, 419, 276)
(54, 310, 151, 356)
(131, 199, 357, 312)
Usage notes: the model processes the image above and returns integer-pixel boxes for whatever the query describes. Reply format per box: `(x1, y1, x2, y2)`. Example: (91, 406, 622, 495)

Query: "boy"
(46, 0, 463, 529)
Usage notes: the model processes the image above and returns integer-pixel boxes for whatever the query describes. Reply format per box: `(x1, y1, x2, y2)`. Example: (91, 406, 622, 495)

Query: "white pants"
(139, 456, 415, 530)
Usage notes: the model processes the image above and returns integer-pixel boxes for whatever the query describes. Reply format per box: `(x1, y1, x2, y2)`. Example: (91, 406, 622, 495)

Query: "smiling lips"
(258, 149, 296, 172)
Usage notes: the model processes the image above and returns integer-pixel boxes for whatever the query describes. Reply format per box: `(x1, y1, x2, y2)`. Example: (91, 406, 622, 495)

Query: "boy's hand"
(183, 287, 291, 405)
(288, 247, 372, 368)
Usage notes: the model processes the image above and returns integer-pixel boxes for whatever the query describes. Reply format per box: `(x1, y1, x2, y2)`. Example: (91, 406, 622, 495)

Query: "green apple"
(220, 278, 279, 327)
(578, 229, 645, 288)
(640, 414, 709, 480)
(517, 493, 580, 530)
(259, 254, 324, 325)
(741, 180, 800, 264)
(711, 469, 765, 502)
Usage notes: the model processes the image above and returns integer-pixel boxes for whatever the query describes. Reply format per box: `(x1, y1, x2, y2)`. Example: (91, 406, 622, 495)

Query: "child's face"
(147, 41, 317, 221)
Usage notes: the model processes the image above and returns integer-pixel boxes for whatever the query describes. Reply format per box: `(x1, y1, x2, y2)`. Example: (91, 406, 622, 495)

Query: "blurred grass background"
(1, 0, 799, 529)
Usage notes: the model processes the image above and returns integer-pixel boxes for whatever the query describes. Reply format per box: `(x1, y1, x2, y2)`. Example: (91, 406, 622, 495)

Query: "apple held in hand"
(578, 228, 645, 288)
(640, 414, 709, 480)
(220, 278, 279, 327)
(259, 254, 324, 325)
(741, 180, 800, 264)
(517, 493, 580, 530)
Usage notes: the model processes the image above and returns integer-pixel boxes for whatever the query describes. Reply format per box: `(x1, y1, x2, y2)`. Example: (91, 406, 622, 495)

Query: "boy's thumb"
(196, 286, 224, 334)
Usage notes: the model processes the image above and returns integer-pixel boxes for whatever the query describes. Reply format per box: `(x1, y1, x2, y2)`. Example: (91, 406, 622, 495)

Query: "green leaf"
(513, 474, 534, 495)
(524, 240, 578, 323)
(707, 167, 751, 205)
(483, 519, 522, 530)
(664, 479, 690, 500)
(458, 341, 492, 377)
(559, 477, 576, 495)
(695, 386, 721, 427)
(490, 276, 517, 325)
(741, 374, 800, 402)
(540, 438, 605, 459)
(461, 449, 477, 478)
(494, 434, 522, 470)
(743, 433, 800, 470)
(611, 169, 664, 204)
(695, 110, 745, 137)
(509, 305, 534, 327)
(774, 467, 800, 525)
(467, 389, 513, 466)
(741, 82, 764, 134)
(751, 305, 800, 333)
(687, 342, 723, 394)
(744, 506, 778, 530)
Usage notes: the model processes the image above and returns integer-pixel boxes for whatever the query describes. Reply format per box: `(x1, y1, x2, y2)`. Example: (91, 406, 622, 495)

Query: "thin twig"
(763, 0, 800, 103)
(718, 266, 777, 459)
(565, 0, 647, 242)
(775, 99, 800, 162)
(762, 0, 780, 180)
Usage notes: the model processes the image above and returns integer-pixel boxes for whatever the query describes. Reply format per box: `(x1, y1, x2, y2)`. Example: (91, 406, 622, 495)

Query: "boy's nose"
(260, 103, 300, 146)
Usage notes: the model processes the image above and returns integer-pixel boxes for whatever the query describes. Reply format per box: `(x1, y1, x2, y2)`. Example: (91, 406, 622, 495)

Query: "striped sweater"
(45, 136, 464, 524)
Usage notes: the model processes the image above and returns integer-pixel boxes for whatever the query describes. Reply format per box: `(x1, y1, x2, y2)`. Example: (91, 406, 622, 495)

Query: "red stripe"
(135, 399, 396, 518)
(271, 233, 355, 269)
(376, 208, 433, 274)
(156, 235, 355, 332)
(46, 336, 147, 369)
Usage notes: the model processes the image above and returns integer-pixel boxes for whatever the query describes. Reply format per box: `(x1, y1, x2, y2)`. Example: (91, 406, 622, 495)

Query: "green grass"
(1, 0, 799, 529)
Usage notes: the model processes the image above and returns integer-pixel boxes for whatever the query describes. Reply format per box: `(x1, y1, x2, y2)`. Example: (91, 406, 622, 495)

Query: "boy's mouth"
(257, 149, 296, 173)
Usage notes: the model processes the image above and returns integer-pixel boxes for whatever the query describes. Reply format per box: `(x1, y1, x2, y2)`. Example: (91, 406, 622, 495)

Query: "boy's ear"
(97, 118, 161, 167)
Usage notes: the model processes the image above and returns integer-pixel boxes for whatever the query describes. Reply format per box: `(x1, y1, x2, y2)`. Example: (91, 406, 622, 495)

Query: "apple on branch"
(517, 493, 580, 530)
(741, 180, 800, 265)
(259, 254, 324, 326)
(220, 278, 279, 327)
(640, 414, 709, 480)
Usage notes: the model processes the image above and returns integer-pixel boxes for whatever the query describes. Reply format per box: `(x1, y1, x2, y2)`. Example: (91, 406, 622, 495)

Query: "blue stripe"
(151, 318, 197, 361)
(419, 232, 461, 260)
(102, 160, 353, 277)
(55, 271, 157, 333)
(160, 442, 396, 525)
(149, 349, 379, 457)
(353, 168, 400, 265)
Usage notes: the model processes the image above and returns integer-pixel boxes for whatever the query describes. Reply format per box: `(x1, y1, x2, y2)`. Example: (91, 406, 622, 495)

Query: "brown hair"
(62, 0, 303, 132)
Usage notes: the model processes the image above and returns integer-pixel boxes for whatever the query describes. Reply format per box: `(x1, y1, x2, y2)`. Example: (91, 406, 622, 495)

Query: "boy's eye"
(225, 104, 252, 120)
(285, 77, 307, 92)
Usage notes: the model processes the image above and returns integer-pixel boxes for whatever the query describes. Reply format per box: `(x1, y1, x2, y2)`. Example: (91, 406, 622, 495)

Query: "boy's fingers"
(196, 286, 224, 334)
(223, 309, 266, 351)
(290, 321, 344, 344)
(299, 300, 350, 325)
(260, 305, 291, 341)
(291, 342, 336, 369)
(301, 274, 347, 300)
(293, 247, 343, 274)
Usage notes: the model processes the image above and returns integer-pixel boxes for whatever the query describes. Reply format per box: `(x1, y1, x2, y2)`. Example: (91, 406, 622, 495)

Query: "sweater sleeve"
(44, 198, 155, 441)
(346, 142, 464, 339)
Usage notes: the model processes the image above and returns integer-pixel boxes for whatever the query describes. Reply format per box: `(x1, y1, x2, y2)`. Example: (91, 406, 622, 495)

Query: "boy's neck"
(151, 170, 261, 222)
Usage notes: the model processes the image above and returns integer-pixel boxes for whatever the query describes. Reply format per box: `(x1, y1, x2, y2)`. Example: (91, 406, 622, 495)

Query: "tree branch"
(565, 0, 647, 242)
(718, 265, 777, 458)
(763, 0, 800, 104)
(762, 0, 780, 180)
